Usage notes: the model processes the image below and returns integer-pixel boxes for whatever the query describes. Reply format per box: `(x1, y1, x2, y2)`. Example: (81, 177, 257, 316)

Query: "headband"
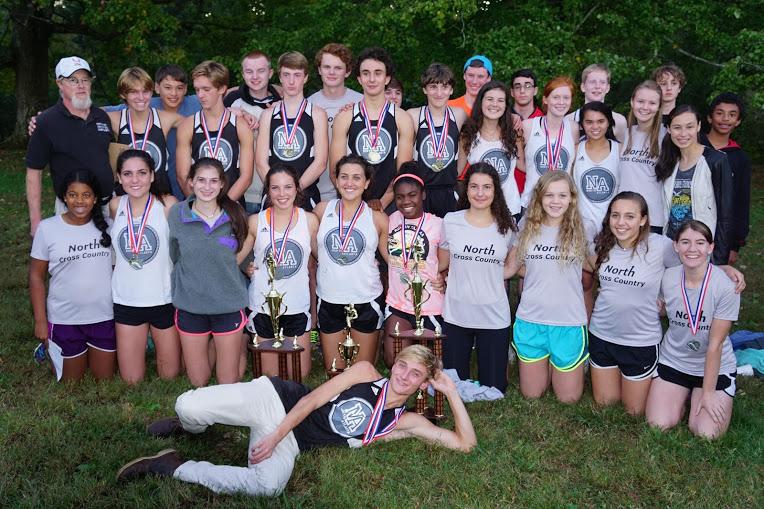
(393, 173, 425, 186)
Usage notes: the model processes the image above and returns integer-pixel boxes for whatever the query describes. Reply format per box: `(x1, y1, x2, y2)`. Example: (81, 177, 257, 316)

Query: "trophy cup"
(262, 252, 287, 348)
(404, 241, 431, 336)
(337, 303, 361, 367)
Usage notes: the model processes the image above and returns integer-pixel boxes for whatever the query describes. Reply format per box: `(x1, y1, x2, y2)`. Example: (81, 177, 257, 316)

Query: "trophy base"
(421, 406, 446, 424)
(326, 368, 344, 379)
(247, 339, 305, 383)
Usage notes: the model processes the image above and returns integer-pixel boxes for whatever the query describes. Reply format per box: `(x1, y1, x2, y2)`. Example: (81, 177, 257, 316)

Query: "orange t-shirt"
(447, 95, 472, 117)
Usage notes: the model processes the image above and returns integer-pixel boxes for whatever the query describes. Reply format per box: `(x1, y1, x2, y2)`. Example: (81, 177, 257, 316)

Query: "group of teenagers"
(26, 43, 753, 496)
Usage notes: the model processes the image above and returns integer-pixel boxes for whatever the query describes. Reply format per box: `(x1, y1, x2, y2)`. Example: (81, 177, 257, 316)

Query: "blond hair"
(626, 80, 663, 158)
(395, 345, 442, 379)
(117, 67, 153, 99)
(191, 60, 229, 89)
(517, 172, 587, 265)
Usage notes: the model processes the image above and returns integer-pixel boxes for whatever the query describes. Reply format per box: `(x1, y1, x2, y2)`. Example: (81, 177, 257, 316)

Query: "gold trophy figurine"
(262, 252, 287, 347)
(404, 241, 431, 336)
(337, 303, 361, 367)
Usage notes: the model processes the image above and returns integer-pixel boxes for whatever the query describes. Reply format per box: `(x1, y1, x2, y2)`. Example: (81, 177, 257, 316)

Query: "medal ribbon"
(543, 117, 565, 171)
(425, 107, 450, 160)
(400, 214, 425, 269)
(361, 381, 406, 446)
(337, 200, 365, 253)
(126, 194, 154, 256)
(127, 109, 152, 150)
(280, 99, 307, 148)
(268, 207, 296, 266)
(200, 110, 230, 160)
(360, 100, 389, 151)
(681, 264, 713, 336)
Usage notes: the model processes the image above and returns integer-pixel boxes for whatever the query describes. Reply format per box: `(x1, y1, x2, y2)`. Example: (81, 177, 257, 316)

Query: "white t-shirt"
(515, 221, 592, 327)
(308, 88, 364, 201)
(618, 126, 666, 227)
(590, 234, 678, 346)
(660, 265, 739, 376)
(31, 215, 114, 324)
(441, 210, 514, 328)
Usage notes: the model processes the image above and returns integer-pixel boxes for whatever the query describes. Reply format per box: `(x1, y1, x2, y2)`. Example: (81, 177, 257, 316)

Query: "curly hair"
(517, 171, 586, 265)
(456, 162, 516, 235)
(593, 191, 650, 272)
(459, 81, 518, 160)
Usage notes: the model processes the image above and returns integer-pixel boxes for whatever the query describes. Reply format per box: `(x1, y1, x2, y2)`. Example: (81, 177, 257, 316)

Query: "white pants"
(173, 376, 300, 496)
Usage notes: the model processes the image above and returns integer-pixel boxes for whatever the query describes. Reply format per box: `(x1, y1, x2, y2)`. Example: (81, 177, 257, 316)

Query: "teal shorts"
(512, 318, 589, 372)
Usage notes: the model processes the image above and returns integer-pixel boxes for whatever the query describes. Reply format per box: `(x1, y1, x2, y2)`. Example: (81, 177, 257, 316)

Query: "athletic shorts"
(385, 305, 443, 333)
(512, 317, 588, 372)
(318, 298, 383, 334)
(589, 332, 659, 381)
(248, 311, 310, 339)
(423, 186, 457, 218)
(175, 309, 246, 336)
(656, 363, 736, 397)
(48, 320, 116, 358)
(114, 303, 175, 329)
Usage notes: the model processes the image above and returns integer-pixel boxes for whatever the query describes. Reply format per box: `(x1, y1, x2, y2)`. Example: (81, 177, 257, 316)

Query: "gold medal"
(368, 151, 381, 163)
(129, 256, 143, 270)
(432, 159, 444, 171)
(282, 148, 295, 159)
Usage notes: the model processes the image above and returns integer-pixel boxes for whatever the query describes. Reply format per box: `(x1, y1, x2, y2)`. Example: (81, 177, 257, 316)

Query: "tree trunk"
(3, 6, 51, 148)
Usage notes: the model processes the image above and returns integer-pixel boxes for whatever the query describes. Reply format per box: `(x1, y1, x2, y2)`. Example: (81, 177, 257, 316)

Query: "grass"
(1, 149, 762, 508)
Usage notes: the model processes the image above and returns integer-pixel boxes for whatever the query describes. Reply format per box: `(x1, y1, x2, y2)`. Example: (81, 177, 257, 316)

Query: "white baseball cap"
(55, 56, 92, 79)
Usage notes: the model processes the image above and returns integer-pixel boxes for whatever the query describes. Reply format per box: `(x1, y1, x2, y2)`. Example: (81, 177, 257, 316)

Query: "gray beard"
(71, 95, 93, 110)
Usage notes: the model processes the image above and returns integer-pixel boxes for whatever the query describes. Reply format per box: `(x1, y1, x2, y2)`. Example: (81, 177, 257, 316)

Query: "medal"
(337, 200, 365, 262)
(432, 159, 444, 171)
(400, 214, 425, 269)
(361, 100, 389, 163)
(680, 264, 713, 336)
(686, 340, 701, 351)
(269, 207, 296, 268)
(361, 380, 405, 446)
(127, 109, 152, 151)
(125, 195, 154, 270)
(425, 106, 450, 167)
(543, 117, 565, 172)
(278, 99, 306, 161)
(200, 109, 230, 161)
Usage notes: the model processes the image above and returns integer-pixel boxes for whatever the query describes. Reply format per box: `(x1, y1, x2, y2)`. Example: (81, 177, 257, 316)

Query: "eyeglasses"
(61, 76, 95, 86)
(512, 83, 535, 90)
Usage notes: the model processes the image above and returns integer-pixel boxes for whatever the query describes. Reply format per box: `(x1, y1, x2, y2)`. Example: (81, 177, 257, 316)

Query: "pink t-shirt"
(386, 211, 444, 315)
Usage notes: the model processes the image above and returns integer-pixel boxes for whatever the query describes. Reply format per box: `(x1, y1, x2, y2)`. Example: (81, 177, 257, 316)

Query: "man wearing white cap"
(447, 55, 493, 117)
(26, 56, 114, 236)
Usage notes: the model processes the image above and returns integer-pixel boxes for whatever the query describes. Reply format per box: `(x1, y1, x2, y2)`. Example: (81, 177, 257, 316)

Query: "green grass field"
(0, 150, 761, 508)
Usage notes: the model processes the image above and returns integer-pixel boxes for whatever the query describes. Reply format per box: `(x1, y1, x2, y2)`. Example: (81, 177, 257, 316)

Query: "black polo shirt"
(26, 99, 115, 203)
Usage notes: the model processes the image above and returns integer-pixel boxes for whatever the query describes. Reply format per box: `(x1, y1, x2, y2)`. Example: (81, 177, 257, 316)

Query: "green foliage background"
(1, 0, 763, 154)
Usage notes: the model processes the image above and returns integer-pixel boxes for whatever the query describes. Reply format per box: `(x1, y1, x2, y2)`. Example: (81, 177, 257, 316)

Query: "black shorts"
(318, 298, 383, 334)
(114, 303, 175, 329)
(656, 363, 736, 397)
(175, 309, 246, 336)
(385, 305, 443, 333)
(248, 311, 310, 339)
(589, 332, 659, 380)
(423, 186, 457, 218)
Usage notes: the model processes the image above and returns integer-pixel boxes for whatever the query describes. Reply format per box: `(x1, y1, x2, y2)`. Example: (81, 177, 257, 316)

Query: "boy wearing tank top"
(308, 43, 363, 202)
(330, 47, 415, 211)
(255, 52, 328, 211)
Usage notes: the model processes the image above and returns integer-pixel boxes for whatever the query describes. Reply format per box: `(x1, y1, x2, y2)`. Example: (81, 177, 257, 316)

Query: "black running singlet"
(347, 102, 399, 200)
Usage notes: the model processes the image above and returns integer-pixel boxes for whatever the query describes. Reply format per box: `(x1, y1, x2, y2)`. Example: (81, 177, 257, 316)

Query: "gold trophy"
(404, 241, 431, 336)
(337, 303, 361, 367)
(262, 252, 287, 347)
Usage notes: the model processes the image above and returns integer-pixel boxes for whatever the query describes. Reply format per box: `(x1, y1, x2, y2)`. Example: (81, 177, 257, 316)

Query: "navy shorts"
(114, 303, 175, 329)
(318, 298, 383, 334)
(248, 311, 310, 339)
(175, 309, 246, 336)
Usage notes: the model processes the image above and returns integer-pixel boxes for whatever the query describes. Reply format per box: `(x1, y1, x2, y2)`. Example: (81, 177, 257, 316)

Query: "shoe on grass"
(147, 416, 184, 438)
(116, 449, 184, 482)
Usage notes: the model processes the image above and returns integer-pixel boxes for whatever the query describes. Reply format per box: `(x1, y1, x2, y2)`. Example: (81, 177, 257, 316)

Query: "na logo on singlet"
(117, 225, 160, 268)
(355, 128, 393, 164)
(129, 140, 164, 172)
(387, 224, 431, 261)
(420, 134, 456, 172)
(264, 240, 304, 279)
(272, 125, 308, 162)
(580, 167, 616, 203)
(325, 227, 366, 265)
(329, 397, 373, 438)
(481, 149, 512, 183)
(197, 137, 235, 172)
(533, 146, 570, 175)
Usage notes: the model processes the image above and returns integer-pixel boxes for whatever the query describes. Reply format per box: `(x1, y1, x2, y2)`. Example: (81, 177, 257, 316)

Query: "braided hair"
(57, 169, 112, 247)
